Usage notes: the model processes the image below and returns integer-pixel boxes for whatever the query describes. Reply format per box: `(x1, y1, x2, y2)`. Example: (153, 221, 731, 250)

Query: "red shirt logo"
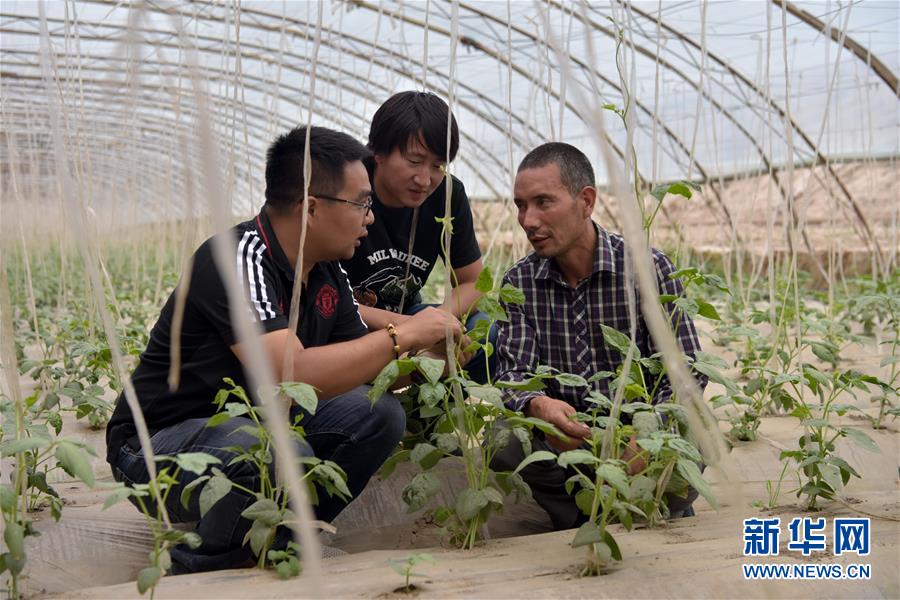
(315, 284, 338, 318)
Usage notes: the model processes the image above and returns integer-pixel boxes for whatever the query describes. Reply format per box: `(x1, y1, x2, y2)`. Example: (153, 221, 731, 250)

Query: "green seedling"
(388, 552, 434, 593)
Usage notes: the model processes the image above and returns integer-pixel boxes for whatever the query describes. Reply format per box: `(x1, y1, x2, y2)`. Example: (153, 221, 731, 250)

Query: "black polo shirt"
(340, 160, 481, 313)
(106, 209, 367, 460)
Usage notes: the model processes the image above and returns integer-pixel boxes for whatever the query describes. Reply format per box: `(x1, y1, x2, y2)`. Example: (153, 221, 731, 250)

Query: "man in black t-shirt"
(341, 91, 495, 383)
(106, 126, 462, 574)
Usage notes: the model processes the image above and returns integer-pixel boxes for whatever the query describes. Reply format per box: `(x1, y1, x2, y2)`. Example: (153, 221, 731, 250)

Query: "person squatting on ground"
(106, 126, 462, 574)
(340, 91, 496, 384)
(491, 142, 709, 530)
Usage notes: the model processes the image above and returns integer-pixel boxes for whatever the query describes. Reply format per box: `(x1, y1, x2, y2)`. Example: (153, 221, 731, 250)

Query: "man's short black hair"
(265, 126, 371, 211)
(517, 142, 595, 197)
(368, 91, 459, 162)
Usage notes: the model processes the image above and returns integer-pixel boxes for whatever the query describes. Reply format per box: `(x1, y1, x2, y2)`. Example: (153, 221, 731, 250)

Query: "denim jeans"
(405, 302, 497, 384)
(109, 385, 404, 573)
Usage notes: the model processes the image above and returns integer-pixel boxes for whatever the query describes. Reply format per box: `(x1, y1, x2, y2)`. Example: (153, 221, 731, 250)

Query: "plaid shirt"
(495, 223, 707, 413)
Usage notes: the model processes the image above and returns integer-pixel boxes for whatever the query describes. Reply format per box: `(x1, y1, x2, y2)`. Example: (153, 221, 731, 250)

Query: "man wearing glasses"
(340, 91, 495, 384)
(106, 126, 461, 574)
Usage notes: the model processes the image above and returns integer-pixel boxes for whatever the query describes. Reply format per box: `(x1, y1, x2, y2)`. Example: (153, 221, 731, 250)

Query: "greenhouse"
(0, 0, 897, 598)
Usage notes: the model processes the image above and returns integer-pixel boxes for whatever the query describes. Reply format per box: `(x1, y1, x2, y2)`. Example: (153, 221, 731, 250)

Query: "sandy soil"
(9, 337, 899, 599)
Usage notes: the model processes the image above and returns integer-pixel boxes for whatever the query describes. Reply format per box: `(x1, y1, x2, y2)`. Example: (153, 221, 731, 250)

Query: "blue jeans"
(109, 385, 404, 573)
(405, 303, 497, 384)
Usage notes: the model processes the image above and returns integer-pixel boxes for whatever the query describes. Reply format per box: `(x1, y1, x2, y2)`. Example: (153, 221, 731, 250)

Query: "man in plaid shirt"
(492, 142, 707, 530)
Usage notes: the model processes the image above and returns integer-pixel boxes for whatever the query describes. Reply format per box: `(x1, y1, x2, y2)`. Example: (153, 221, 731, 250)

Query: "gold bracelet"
(385, 323, 401, 359)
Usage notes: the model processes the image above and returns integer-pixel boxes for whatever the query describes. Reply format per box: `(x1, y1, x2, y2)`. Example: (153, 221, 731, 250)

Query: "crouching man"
(106, 126, 461, 573)
(491, 142, 708, 530)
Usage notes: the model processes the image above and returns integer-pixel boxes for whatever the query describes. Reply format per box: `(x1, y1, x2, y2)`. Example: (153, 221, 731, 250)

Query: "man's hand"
(622, 436, 647, 475)
(421, 333, 473, 368)
(526, 395, 591, 452)
(395, 307, 462, 353)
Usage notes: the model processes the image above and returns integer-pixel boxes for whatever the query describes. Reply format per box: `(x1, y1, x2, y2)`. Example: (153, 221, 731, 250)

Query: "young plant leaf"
(413, 356, 446, 385)
(455, 488, 490, 521)
(174, 452, 221, 475)
(571, 521, 602, 548)
(841, 427, 880, 453)
(137, 566, 162, 595)
(280, 382, 319, 415)
(475, 265, 494, 293)
(241, 498, 283, 527)
(676, 459, 718, 509)
(513, 450, 557, 475)
(557, 449, 601, 469)
(199, 475, 232, 517)
(55, 440, 96, 487)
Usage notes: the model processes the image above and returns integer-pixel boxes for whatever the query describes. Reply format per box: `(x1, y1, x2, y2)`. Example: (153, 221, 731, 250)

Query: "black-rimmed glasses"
(314, 193, 373, 217)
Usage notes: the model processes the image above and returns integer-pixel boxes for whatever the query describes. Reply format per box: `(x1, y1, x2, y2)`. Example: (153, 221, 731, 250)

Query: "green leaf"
(632, 412, 659, 437)
(245, 519, 273, 557)
(179, 475, 209, 510)
(0, 484, 16, 511)
(174, 452, 221, 475)
(475, 266, 494, 294)
(571, 521, 603, 548)
(696, 300, 721, 321)
(379, 449, 411, 479)
(597, 463, 630, 497)
(280, 382, 318, 415)
(433, 432, 459, 455)
(55, 440, 95, 487)
(637, 436, 663, 455)
(690, 361, 739, 394)
(0, 437, 49, 456)
(104, 485, 137, 510)
(600, 324, 634, 357)
(819, 463, 844, 493)
(477, 296, 508, 322)
(575, 488, 595, 515)
(841, 427, 880, 453)
(369, 361, 400, 405)
(413, 356, 445, 385)
(466, 385, 504, 409)
(601, 529, 623, 561)
(455, 488, 490, 521)
(499, 284, 525, 305)
(557, 449, 601, 469)
(316, 462, 352, 499)
(137, 566, 162, 595)
(417, 382, 446, 407)
(676, 459, 718, 509)
(555, 373, 588, 387)
(205, 412, 232, 428)
(810, 342, 838, 364)
(401, 472, 440, 513)
(241, 498, 283, 527)
(4, 522, 25, 558)
(182, 532, 202, 550)
(199, 475, 232, 517)
(495, 377, 546, 392)
(275, 556, 300, 579)
(495, 471, 531, 499)
(513, 450, 557, 475)
(411, 443, 443, 470)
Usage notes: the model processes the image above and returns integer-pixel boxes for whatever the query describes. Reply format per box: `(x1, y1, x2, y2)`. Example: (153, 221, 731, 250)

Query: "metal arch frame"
(2, 6, 523, 200)
(0, 0, 889, 255)
(0, 24, 511, 203)
(620, 1, 884, 263)
(775, 0, 898, 96)
(452, 0, 740, 232)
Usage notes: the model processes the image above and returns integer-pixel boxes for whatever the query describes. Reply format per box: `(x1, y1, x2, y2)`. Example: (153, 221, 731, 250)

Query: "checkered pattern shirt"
(495, 223, 707, 413)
